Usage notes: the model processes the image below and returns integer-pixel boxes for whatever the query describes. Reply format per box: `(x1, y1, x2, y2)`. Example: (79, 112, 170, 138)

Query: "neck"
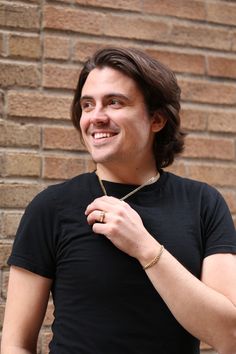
(96, 163, 159, 185)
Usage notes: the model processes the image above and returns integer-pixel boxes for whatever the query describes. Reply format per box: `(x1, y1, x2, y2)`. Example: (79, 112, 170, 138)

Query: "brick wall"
(0, 0, 236, 353)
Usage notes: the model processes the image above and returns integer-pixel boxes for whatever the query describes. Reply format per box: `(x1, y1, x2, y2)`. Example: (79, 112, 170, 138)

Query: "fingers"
(87, 209, 108, 225)
(85, 196, 128, 216)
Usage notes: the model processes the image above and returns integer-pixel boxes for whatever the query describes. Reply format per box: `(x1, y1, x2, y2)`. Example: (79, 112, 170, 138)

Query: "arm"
(85, 196, 236, 354)
(143, 249, 236, 354)
(1, 266, 52, 354)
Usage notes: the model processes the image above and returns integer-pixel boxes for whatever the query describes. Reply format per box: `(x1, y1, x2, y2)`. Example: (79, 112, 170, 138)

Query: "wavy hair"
(71, 47, 185, 170)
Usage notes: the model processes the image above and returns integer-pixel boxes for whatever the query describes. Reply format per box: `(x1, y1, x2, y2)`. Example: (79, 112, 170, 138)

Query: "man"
(2, 47, 236, 354)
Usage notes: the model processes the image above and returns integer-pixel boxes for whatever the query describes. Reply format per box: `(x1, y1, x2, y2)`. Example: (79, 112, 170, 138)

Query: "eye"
(80, 100, 94, 112)
(109, 98, 122, 108)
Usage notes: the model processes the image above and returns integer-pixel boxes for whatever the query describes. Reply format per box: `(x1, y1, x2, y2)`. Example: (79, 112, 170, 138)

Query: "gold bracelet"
(143, 245, 164, 270)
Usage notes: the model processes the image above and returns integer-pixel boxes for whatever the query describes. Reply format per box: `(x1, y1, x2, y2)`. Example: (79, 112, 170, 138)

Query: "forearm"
(140, 246, 236, 354)
(1, 345, 35, 354)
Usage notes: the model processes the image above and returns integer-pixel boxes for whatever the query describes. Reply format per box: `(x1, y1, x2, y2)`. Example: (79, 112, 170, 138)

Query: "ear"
(151, 112, 167, 132)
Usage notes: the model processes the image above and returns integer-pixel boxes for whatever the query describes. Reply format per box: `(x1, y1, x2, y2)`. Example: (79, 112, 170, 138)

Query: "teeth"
(94, 132, 114, 139)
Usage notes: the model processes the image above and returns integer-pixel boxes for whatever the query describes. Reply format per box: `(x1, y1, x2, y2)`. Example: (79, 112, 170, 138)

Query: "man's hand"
(85, 196, 159, 264)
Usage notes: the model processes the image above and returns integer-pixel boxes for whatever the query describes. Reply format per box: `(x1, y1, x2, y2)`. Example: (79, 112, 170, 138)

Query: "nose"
(90, 105, 109, 125)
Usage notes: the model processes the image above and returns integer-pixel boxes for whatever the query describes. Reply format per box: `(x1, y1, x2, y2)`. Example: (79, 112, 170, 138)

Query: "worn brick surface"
(180, 79, 236, 105)
(104, 14, 170, 42)
(43, 5, 104, 34)
(0, 3, 40, 30)
(72, 39, 103, 62)
(206, 1, 236, 26)
(0, 243, 13, 268)
(0, 32, 3, 56)
(187, 163, 236, 187)
(43, 156, 85, 180)
(8, 34, 41, 59)
(207, 56, 236, 79)
(146, 49, 205, 75)
(0, 122, 40, 148)
(181, 107, 207, 131)
(0, 184, 44, 209)
(0, 92, 4, 117)
(170, 23, 231, 50)
(183, 136, 235, 160)
(8, 91, 72, 120)
(1, 212, 23, 238)
(143, 0, 206, 20)
(0, 153, 41, 177)
(208, 111, 236, 133)
(43, 126, 84, 151)
(75, 0, 142, 11)
(44, 36, 71, 60)
(0, 62, 40, 88)
(43, 64, 79, 90)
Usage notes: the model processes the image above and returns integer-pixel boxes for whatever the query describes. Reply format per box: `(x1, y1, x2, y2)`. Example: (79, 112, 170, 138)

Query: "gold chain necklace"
(96, 172, 159, 201)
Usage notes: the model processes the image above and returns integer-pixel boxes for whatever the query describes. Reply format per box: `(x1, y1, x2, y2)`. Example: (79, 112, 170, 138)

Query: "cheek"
(79, 114, 89, 134)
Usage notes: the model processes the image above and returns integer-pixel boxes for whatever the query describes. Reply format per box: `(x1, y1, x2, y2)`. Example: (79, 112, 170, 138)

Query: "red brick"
(0, 242, 13, 268)
(43, 156, 85, 180)
(0, 32, 3, 56)
(0, 92, 4, 117)
(40, 331, 52, 354)
(208, 111, 236, 133)
(0, 303, 5, 329)
(180, 79, 236, 105)
(145, 49, 205, 75)
(187, 163, 236, 188)
(104, 14, 170, 42)
(2, 271, 9, 299)
(207, 56, 236, 79)
(166, 160, 187, 177)
(43, 64, 79, 90)
(72, 39, 104, 62)
(0, 184, 44, 208)
(0, 153, 41, 178)
(43, 302, 54, 326)
(75, 0, 142, 11)
(8, 91, 72, 121)
(206, 1, 236, 26)
(220, 190, 236, 214)
(43, 5, 104, 35)
(183, 135, 235, 160)
(181, 107, 207, 131)
(8, 34, 41, 59)
(232, 215, 236, 229)
(43, 126, 85, 151)
(233, 32, 236, 52)
(1, 212, 23, 238)
(171, 24, 231, 51)
(85, 158, 96, 173)
(44, 36, 70, 60)
(0, 3, 40, 30)
(0, 122, 40, 148)
(0, 62, 40, 88)
(143, 0, 206, 21)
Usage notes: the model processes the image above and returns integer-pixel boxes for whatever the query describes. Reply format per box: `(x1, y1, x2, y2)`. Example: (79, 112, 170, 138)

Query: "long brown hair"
(71, 47, 185, 170)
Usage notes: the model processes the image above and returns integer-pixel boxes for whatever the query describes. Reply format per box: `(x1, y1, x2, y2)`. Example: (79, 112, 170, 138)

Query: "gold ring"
(99, 211, 106, 223)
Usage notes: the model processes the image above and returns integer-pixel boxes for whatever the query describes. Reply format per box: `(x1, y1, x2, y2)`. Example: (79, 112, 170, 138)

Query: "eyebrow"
(80, 93, 130, 103)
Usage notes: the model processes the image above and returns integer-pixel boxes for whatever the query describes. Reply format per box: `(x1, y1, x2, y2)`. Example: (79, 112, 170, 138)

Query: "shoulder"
(25, 172, 94, 214)
(165, 171, 217, 195)
(164, 171, 225, 209)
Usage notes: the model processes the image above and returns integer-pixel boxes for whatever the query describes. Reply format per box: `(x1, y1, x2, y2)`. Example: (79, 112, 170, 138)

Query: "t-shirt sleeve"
(201, 184, 236, 258)
(8, 186, 59, 278)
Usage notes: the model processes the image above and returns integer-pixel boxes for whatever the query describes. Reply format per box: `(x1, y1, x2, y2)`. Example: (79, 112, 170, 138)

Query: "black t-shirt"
(8, 171, 236, 354)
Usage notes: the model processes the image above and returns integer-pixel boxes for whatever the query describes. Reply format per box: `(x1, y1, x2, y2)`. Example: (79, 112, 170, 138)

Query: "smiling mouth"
(93, 132, 117, 139)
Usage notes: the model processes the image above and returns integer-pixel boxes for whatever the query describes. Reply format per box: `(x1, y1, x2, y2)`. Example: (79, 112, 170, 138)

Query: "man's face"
(79, 67, 162, 169)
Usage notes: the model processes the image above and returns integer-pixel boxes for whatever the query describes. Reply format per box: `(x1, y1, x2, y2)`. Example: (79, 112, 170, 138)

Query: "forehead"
(81, 67, 143, 98)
